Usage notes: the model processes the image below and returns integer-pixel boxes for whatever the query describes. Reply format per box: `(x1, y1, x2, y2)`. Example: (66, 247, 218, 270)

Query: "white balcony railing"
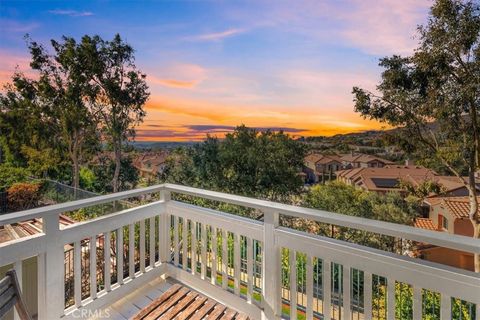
(0, 184, 479, 320)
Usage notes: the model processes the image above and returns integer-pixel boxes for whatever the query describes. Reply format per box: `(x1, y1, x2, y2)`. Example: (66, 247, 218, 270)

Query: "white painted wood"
(13, 261, 22, 320)
(173, 215, 179, 266)
(413, 286, 422, 320)
(128, 224, 135, 279)
(149, 217, 155, 267)
(201, 222, 207, 280)
(104, 232, 111, 292)
(306, 255, 313, 320)
(440, 294, 451, 320)
(323, 259, 332, 320)
(0, 233, 45, 267)
(364, 272, 372, 320)
(164, 184, 480, 254)
(182, 218, 188, 270)
(262, 210, 280, 318)
(191, 220, 197, 276)
(246, 236, 253, 304)
(387, 277, 395, 320)
(222, 229, 228, 290)
(290, 249, 297, 320)
(139, 220, 145, 273)
(211, 226, 217, 285)
(343, 264, 351, 320)
(276, 227, 480, 304)
(234, 233, 241, 296)
(74, 240, 82, 308)
(116, 228, 124, 285)
(90, 236, 97, 299)
(168, 201, 263, 242)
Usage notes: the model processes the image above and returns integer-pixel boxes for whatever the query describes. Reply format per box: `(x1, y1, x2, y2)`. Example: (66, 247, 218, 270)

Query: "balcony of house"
(0, 184, 479, 320)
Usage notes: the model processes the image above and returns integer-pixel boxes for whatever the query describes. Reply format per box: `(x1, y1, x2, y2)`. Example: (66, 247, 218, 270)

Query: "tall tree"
(84, 34, 149, 192)
(27, 36, 99, 189)
(352, 0, 480, 269)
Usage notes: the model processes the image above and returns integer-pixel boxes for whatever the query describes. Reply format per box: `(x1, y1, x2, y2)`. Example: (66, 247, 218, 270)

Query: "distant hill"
(129, 141, 196, 150)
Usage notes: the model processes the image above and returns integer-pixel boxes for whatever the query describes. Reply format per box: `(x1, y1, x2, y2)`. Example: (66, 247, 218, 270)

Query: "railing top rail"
(0, 184, 166, 225)
(1, 183, 478, 254)
(164, 184, 480, 254)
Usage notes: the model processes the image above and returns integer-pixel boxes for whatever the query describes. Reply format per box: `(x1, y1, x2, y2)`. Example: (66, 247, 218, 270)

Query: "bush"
(7, 182, 41, 211)
(0, 165, 30, 191)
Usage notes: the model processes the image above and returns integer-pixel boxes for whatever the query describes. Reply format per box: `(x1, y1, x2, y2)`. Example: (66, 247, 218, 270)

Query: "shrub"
(0, 165, 30, 191)
(7, 182, 41, 211)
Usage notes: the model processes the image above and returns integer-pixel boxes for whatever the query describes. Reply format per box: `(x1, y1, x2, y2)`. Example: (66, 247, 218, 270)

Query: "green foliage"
(90, 155, 139, 193)
(79, 167, 97, 191)
(162, 125, 307, 202)
(352, 0, 480, 218)
(21, 145, 61, 178)
(0, 164, 30, 191)
(302, 181, 418, 251)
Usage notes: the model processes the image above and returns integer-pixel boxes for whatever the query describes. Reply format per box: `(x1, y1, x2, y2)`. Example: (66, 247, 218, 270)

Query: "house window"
(442, 216, 448, 230)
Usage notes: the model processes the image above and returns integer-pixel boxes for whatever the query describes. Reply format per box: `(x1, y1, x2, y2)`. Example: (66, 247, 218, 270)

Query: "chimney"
(405, 159, 414, 166)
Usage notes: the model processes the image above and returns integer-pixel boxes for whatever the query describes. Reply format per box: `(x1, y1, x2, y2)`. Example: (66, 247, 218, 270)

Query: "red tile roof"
(414, 218, 437, 231)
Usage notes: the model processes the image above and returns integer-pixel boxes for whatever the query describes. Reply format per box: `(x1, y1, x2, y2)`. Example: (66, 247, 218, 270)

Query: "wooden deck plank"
(132, 283, 182, 319)
(143, 287, 190, 320)
(206, 304, 227, 319)
(188, 299, 217, 320)
(112, 299, 140, 320)
(219, 308, 238, 320)
(176, 296, 208, 320)
(157, 290, 198, 320)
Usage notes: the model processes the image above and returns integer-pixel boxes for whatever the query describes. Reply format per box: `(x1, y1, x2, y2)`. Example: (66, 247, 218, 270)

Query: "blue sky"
(0, 0, 431, 140)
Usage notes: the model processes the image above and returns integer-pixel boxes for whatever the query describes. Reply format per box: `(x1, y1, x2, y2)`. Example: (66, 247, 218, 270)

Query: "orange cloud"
(149, 77, 197, 89)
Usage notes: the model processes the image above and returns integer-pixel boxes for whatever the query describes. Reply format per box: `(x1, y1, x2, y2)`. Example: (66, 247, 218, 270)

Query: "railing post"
(159, 190, 171, 265)
(262, 210, 280, 320)
(38, 214, 64, 319)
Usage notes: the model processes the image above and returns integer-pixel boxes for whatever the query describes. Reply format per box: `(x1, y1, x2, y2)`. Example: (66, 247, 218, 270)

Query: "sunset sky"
(0, 1, 431, 141)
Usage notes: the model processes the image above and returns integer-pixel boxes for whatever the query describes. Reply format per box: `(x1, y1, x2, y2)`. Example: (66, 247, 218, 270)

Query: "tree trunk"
(72, 153, 79, 197)
(112, 143, 121, 193)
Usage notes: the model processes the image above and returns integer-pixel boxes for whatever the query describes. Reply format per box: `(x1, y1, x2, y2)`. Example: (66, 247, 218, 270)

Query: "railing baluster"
(104, 232, 111, 292)
(140, 220, 145, 273)
(306, 255, 313, 320)
(149, 217, 155, 268)
(343, 265, 351, 320)
(174, 216, 179, 266)
(89, 236, 97, 299)
(74, 240, 81, 307)
(413, 286, 422, 320)
(234, 233, 241, 296)
(246, 236, 253, 303)
(129, 223, 135, 279)
(13, 261, 22, 320)
(323, 259, 332, 320)
(191, 220, 197, 275)
(290, 249, 297, 319)
(159, 190, 171, 264)
(364, 272, 372, 320)
(201, 223, 207, 280)
(183, 218, 188, 271)
(387, 277, 395, 320)
(211, 226, 217, 285)
(222, 229, 228, 289)
(117, 227, 124, 285)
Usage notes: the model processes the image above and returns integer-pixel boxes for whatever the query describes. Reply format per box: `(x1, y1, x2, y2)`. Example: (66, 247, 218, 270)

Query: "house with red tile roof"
(414, 196, 478, 271)
(303, 153, 343, 183)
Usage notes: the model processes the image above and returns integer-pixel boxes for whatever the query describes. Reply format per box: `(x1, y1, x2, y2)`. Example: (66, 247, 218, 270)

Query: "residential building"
(133, 152, 168, 181)
(415, 196, 478, 271)
(303, 153, 343, 183)
(339, 153, 394, 169)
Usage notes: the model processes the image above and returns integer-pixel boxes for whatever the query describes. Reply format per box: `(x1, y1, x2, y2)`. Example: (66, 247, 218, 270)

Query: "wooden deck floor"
(89, 278, 249, 320)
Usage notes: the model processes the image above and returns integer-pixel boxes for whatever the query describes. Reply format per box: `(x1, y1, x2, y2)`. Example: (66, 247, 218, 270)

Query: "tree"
(84, 34, 149, 192)
(352, 0, 480, 269)
(91, 154, 139, 193)
(26, 36, 100, 190)
(162, 125, 307, 202)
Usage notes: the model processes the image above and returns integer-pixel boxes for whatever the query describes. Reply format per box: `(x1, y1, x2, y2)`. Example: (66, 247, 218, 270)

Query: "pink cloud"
(187, 28, 246, 41)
